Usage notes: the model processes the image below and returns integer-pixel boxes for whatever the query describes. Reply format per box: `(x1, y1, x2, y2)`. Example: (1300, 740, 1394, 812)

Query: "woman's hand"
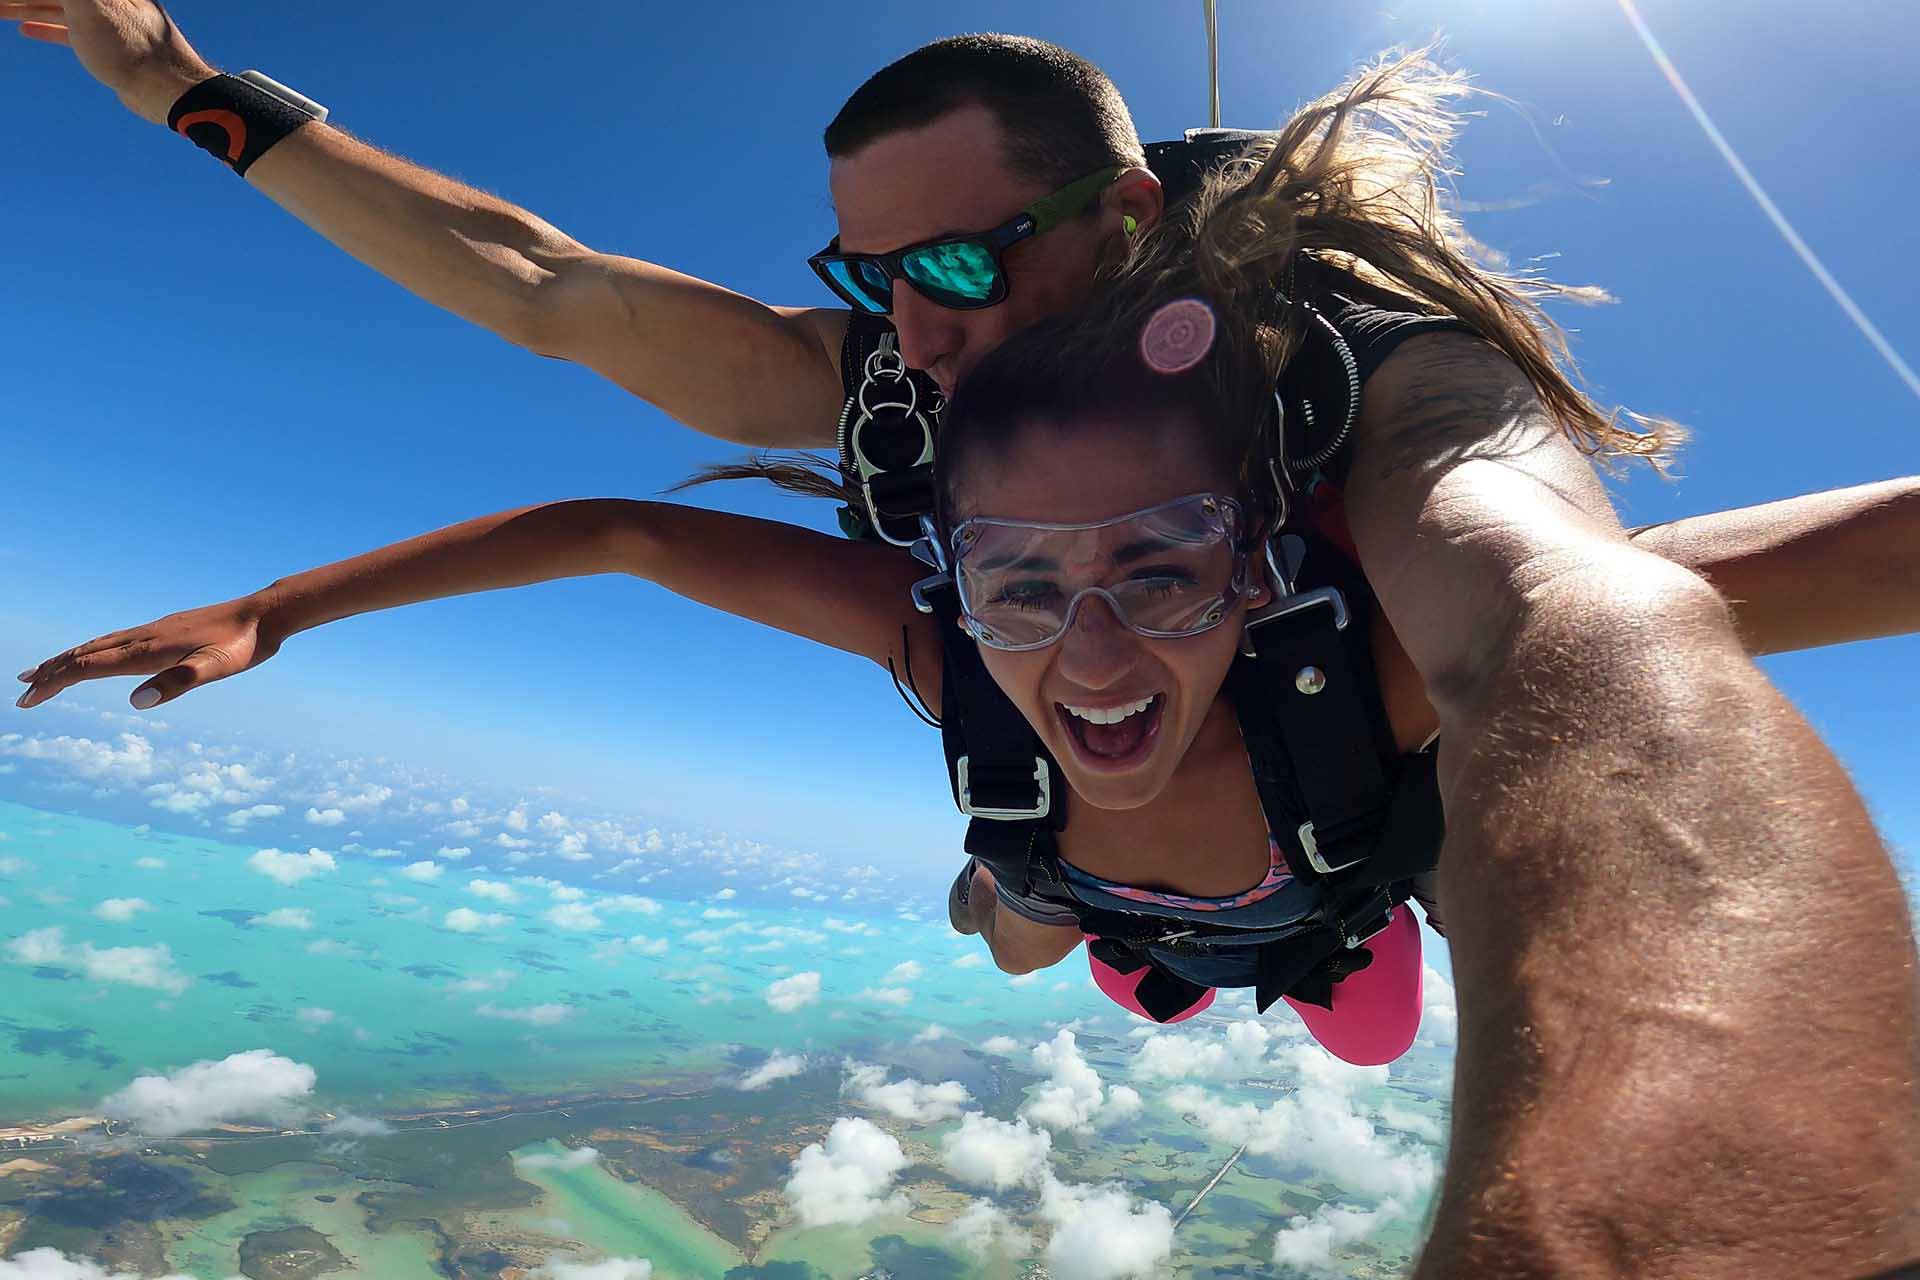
(15, 591, 283, 711)
(3, 1, 217, 125)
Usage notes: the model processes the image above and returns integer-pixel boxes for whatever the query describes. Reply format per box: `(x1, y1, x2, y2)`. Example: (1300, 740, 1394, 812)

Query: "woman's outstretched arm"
(16, 499, 937, 710)
(1629, 475, 1920, 654)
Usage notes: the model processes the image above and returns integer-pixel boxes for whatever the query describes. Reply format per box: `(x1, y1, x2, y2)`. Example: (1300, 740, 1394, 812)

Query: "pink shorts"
(1084, 908, 1425, 1065)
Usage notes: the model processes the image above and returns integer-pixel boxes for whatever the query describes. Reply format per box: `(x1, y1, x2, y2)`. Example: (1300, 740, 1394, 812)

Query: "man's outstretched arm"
(1346, 335, 1920, 1279)
(7, 0, 849, 447)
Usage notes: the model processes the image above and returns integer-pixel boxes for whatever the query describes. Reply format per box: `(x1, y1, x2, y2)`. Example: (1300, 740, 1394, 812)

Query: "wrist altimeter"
(167, 71, 328, 176)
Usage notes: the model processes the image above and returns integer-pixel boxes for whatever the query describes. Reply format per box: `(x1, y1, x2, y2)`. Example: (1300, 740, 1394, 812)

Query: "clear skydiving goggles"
(951, 493, 1252, 652)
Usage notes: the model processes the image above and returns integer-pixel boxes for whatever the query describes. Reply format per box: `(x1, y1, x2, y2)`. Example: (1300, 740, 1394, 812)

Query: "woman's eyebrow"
(976, 551, 1057, 573)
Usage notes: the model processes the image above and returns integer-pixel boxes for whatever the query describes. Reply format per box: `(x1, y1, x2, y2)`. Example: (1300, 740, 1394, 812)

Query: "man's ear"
(1111, 166, 1165, 231)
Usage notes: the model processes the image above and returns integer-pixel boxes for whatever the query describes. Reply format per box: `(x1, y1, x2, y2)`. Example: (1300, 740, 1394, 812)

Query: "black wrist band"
(167, 73, 322, 176)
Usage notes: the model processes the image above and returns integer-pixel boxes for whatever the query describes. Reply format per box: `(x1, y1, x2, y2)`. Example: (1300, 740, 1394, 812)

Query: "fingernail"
(15, 670, 32, 683)
(130, 687, 162, 711)
(14, 690, 31, 709)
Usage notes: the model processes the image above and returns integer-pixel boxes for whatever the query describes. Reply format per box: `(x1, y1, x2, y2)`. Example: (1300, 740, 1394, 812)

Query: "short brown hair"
(824, 34, 1147, 187)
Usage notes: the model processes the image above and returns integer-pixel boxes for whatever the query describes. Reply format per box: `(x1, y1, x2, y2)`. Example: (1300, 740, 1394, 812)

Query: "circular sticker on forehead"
(1139, 297, 1217, 375)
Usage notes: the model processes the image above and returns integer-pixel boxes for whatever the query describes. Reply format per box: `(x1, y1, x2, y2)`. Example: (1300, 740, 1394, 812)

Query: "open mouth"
(1055, 694, 1165, 772)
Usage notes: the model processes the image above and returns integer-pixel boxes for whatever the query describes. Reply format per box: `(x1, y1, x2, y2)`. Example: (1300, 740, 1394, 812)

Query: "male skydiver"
(8, 6, 1918, 1277)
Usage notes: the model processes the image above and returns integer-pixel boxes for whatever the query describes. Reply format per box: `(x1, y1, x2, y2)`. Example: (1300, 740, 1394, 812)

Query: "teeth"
(1064, 696, 1155, 725)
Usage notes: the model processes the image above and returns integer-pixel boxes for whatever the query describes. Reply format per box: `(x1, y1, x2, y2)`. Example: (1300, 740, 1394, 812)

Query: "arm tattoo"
(1366, 334, 1546, 482)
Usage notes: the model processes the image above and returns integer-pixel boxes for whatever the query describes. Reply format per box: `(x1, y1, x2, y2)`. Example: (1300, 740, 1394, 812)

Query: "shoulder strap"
(920, 579, 1063, 897)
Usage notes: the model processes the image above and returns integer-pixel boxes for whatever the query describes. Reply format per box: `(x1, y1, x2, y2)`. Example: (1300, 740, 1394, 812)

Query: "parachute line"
(1204, 0, 1221, 129)
(1616, 0, 1920, 403)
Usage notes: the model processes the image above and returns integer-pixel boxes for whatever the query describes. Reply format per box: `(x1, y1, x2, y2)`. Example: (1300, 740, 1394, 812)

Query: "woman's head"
(936, 291, 1282, 811)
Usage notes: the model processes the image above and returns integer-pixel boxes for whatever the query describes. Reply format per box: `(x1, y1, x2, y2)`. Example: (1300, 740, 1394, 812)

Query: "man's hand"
(15, 593, 281, 711)
(4, 1, 216, 124)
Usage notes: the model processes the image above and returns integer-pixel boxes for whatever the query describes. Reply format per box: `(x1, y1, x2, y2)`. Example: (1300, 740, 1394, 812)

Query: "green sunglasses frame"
(808, 165, 1125, 315)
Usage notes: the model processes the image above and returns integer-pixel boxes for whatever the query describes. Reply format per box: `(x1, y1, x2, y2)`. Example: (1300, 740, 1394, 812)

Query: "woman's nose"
(1053, 593, 1140, 687)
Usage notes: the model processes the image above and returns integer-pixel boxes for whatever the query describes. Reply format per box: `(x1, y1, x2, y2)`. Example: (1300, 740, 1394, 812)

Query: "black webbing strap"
(865, 463, 935, 525)
(923, 585, 1061, 895)
(1086, 937, 1215, 1023)
(1230, 593, 1389, 883)
(1254, 895, 1389, 1012)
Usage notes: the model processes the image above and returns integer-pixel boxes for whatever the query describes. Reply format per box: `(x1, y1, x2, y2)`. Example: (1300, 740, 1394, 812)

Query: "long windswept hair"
(1106, 43, 1679, 466)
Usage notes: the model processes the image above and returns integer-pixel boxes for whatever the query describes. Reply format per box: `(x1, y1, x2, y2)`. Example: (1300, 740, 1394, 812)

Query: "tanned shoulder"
(1353, 331, 1555, 486)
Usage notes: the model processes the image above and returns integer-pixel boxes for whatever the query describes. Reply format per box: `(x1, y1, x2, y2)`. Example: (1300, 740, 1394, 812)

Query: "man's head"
(823, 35, 1164, 392)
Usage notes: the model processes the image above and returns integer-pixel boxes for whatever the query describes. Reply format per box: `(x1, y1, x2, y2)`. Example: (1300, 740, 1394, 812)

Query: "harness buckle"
(956, 756, 1052, 821)
(1297, 820, 1364, 877)
(1337, 903, 1394, 950)
(911, 572, 951, 615)
(1249, 584, 1349, 634)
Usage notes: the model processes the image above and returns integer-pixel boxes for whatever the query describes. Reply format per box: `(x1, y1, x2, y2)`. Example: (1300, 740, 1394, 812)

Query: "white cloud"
(444, 908, 511, 933)
(590, 934, 670, 961)
(0, 1247, 199, 1279)
(947, 1199, 1032, 1261)
(857, 985, 913, 1007)
(766, 972, 821, 1013)
(783, 1117, 909, 1227)
(600, 894, 660, 915)
(1020, 1030, 1136, 1134)
(248, 847, 337, 886)
(445, 969, 515, 994)
(981, 1035, 1021, 1057)
(467, 879, 518, 904)
(841, 1062, 970, 1125)
(1038, 1175, 1175, 1280)
(546, 903, 604, 931)
(1420, 964, 1458, 1047)
(92, 898, 152, 923)
(0, 731, 156, 783)
(321, 1112, 394, 1138)
(1378, 1102, 1443, 1143)
(953, 952, 984, 969)
(477, 1003, 571, 1026)
(735, 1052, 807, 1092)
(257, 908, 313, 931)
(532, 1257, 653, 1280)
(882, 960, 923, 984)
(1271, 1200, 1403, 1275)
(305, 807, 347, 827)
(6, 927, 190, 994)
(438, 845, 474, 861)
(911, 1024, 948, 1045)
(99, 1048, 315, 1137)
(713, 888, 736, 901)
(940, 1112, 1053, 1191)
(504, 808, 530, 833)
(1165, 1045, 1437, 1205)
(515, 1144, 601, 1170)
(400, 860, 444, 883)
(296, 1008, 335, 1026)
(1131, 1019, 1291, 1083)
(224, 803, 285, 830)
(133, 857, 166, 871)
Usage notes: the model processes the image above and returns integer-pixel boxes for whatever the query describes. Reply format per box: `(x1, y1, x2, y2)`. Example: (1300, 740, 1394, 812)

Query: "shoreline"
(0, 1078, 719, 1156)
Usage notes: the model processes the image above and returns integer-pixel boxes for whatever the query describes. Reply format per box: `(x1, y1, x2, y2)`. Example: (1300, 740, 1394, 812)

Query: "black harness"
(835, 131, 1448, 1020)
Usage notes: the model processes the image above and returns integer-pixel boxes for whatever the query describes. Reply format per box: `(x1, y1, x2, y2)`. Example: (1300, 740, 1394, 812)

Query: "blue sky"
(4, 0, 1916, 878)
